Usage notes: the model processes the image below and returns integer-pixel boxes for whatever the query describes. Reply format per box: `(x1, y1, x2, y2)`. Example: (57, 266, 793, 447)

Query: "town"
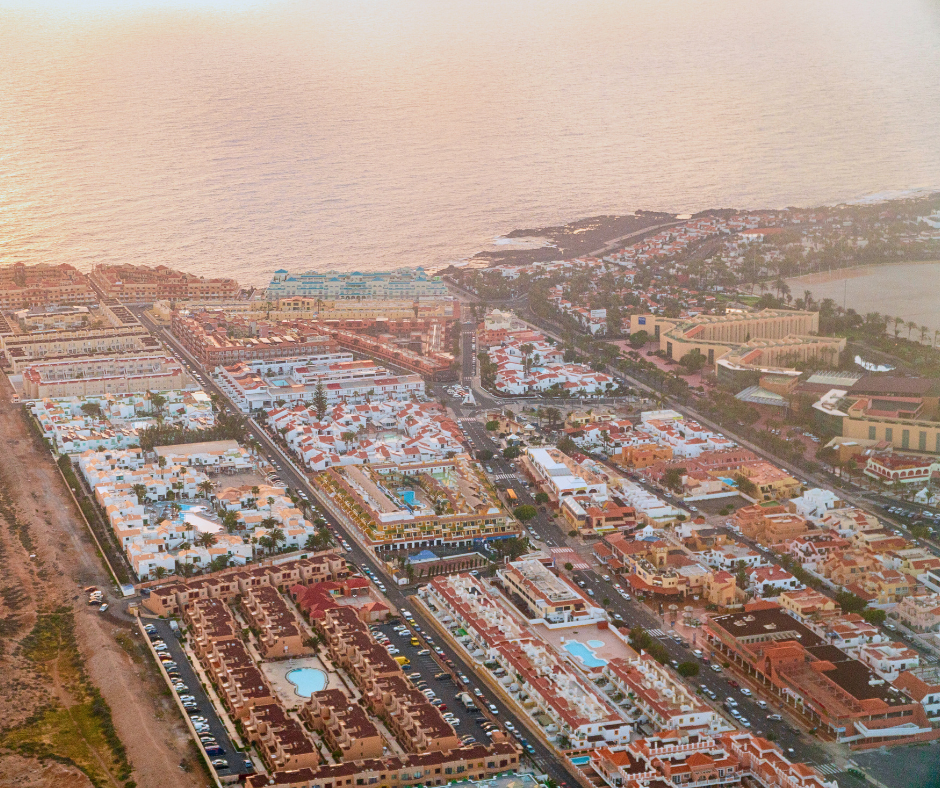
(3, 218, 940, 788)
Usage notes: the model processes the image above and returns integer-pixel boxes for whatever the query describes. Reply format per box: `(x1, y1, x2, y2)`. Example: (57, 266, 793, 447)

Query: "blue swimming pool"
(570, 756, 592, 766)
(286, 667, 328, 697)
(400, 490, 417, 506)
(563, 640, 608, 668)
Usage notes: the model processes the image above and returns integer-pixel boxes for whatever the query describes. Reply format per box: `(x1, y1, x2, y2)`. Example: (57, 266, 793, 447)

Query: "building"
(327, 328, 457, 382)
(0, 263, 96, 310)
(266, 268, 448, 300)
(895, 592, 940, 632)
(894, 667, 940, 720)
(777, 588, 839, 622)
(706, 603, 937, 747)
(592, 730, 838, 788)
(270, 296, 460, 321)
(90, 263, 240, 303)
(425, 573, 633, 749)
(303, 689, 384, 760)
(864, 453, 939, 485)
(317, 457, 518, 551)
(12, 304, 92, 332)
(1, 299, 157, 372)
(497, 558, 595, 623)
(630, 309, 845, 379)
(522, 447, 608, 508)
(21, 354, 183, 399)
(171, 312, 339, 368)
(216, 354, 425, 412)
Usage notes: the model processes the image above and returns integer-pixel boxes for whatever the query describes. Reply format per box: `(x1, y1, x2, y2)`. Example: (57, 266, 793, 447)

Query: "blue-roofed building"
(266, 267, 448, 300)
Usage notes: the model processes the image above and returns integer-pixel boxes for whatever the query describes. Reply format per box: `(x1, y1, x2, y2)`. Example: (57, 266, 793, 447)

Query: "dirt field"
(0, 387, 203, 788)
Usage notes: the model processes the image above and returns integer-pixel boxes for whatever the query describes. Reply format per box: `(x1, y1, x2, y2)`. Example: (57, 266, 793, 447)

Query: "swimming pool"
(400, 490, 417, 506)
(570, 756, 592, 766)
(177, 503, 205, 512)
(563, 640, 608, 668)
(587, 639, 605, 648)
(183, 512, 221, 534)
(286, 667, 327, 697)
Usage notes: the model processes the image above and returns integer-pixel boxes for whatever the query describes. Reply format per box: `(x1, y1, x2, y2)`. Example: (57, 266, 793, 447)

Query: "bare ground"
(0, 386, 202, 788)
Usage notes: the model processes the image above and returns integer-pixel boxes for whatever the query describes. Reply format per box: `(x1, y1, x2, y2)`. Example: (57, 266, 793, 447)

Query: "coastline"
(787, 258, 940, 286)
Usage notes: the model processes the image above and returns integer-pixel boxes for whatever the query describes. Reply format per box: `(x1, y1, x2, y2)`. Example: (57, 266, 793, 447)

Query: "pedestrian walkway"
(550, 547, 590, 570)
(646, 628, 667, 638)
(810, 763, 841, 776)
(493, 473, 517, 481)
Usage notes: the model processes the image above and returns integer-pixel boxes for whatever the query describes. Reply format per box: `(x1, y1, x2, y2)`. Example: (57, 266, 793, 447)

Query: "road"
(148, 620, 253, 779)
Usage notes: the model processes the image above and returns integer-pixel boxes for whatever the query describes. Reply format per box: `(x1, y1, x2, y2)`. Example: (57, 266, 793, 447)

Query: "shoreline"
(787, 259, 940, 286)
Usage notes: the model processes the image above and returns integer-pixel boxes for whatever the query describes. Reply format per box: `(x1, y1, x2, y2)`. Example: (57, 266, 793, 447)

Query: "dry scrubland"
(0, 388, 203, 788)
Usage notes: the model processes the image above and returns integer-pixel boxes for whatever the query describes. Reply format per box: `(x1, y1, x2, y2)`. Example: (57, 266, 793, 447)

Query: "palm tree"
(153, 566, 168, 580)
(920, 325, 930, 345)
(257, 535, 273, 556)
(260, 516, 278, 532)
(906, 320, 917, 339)
(197, 479, 213, 499)
(132, 483, 147, 504)
(892, 316, 902, 338)
(222, 510, 239, 533)
(270, 527, 286, 552)
(195, 531, 218, 549)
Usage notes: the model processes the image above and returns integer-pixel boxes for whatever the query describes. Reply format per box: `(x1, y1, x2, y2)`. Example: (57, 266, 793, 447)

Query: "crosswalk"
(809, 764, 841, 776)
(493, 473, 517, 481)
(647, 628, 667, 638)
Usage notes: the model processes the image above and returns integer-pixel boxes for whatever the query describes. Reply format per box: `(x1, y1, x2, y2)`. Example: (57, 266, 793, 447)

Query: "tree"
(149, 390, 167, 415)
(534, 492, 549, 505)
(132, 483, 148, 504)
(222, 510, 239, 533)
(677, 661, 700, 677)
(153, 566, 168, 580)
(257, 535, 273, 555)
(734, 473, 758, 498)
(270, 527, 286, 551)
(556, 436, 577, 455)
(195, 531, 218, 549)
(313, 381, 329, 420)
(662, 467, 686, 493)
(476, 449, 493, 462)
(485, 420, 499, 431)
(679, 349, 707, 374)
(544, 407, 562, 429)
(502, 446, 520, 460)
(862, 608, 886, 625)
(80, 402, 103, 419)
(513, 505, 538, 523)
(735, 560, 749, 590)
(198, 479, 214, 498)
(564, 562, 574, 571)
(629, 330, 650, 349)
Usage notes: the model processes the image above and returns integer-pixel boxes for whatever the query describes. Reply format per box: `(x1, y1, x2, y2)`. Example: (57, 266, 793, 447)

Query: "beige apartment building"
(21, 354, 183, 399)
(842, 395, 940, 455)
(630, 309, 844, 375)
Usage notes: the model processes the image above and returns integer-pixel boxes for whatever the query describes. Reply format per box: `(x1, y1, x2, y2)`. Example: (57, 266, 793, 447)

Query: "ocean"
(2, 0, 940, 286)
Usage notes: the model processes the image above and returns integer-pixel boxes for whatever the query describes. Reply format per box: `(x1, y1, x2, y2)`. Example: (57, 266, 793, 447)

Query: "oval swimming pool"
(286, 667, 327, 697)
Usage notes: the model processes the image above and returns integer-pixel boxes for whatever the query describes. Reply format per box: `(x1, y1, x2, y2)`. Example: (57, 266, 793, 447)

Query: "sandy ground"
(0, 386, 202, 788)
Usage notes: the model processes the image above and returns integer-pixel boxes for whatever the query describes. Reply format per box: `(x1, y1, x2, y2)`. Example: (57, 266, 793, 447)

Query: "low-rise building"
(497, 558, 596, 624)
(21, 353, 183, 399)
(91, 263, 240, 303)
(895, 592, 940, 632)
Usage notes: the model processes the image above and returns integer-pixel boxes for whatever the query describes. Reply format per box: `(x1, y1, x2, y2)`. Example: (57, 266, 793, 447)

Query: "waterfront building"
(266, 267, 448, 300)
(90, 263, 240, 303)
(0, 263, 96, 310)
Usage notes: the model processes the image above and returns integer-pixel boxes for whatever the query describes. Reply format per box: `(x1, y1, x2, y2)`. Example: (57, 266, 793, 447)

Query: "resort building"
(497, 558, 596, 624)
(266, 268, 449, 300)
(21, 354, 183, 399)
(268, 296, 460, 321)
(630, 309, 845, 380)
(863, 453, 939, 485)
(217, 354, 424, 412)
(268, 400, 463, 472)
(317, 457, 518, 550)
(705, 603, 938, 747)
(0, 263, 96, 310)
(171, 312, 340, 368)
(90, 263, 240, 303)
(522, 447, 608, 507)
(425, 574, 633, 749)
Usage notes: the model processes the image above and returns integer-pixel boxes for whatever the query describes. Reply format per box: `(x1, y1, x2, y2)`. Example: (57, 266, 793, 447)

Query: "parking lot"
(371, 619, 538, 757)
(146, 619, 254, 779)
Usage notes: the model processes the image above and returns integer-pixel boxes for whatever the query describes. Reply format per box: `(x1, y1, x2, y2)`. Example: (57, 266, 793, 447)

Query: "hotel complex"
(266, 268, 449, 300)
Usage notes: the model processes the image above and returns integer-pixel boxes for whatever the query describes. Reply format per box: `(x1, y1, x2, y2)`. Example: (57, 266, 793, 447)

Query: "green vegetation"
(136, 411, 248, 451)
(475, 449, 493, 462)
(677, 661, 700, 677)
(534, 491, 549, 505)
(1, 609, 134, 788)
(502, 446, 520, 460)
(512, 504, 538, 523)
(628, 626, 669, 664)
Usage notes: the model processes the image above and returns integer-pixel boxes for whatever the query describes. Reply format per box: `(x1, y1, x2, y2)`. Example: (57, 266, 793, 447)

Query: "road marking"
(647, 628, 666, 638)
(493, 473, 517, 481)
(811, 764, 841, 776)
